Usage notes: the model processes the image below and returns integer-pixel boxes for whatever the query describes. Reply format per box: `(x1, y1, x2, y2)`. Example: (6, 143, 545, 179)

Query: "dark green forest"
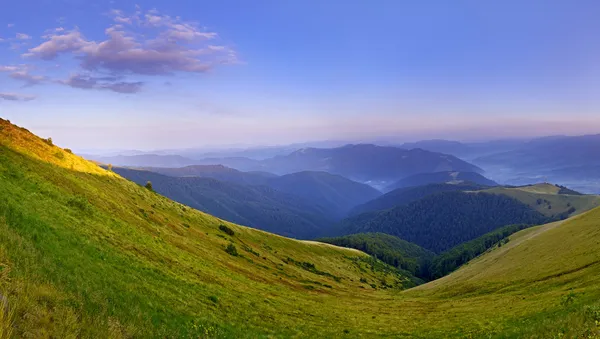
(340, 191, 548, 253)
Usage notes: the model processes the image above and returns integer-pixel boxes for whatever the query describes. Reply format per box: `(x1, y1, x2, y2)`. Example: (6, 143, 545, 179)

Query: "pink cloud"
(58, 74, 143, 94)
(25, 8, 236, 76)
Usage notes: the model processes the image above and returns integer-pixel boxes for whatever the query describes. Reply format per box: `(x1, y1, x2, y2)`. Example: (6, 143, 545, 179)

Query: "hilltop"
(481, 183, 600, 218)
(385, 171, 497, 192)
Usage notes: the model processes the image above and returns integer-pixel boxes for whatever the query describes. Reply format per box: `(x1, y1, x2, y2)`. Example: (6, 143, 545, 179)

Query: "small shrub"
(359, 278, 368, 284)
(107, 164, 113, 171)
(225, 243, 238, 256)
(561, 290, 577, 306)
(219, 224, 235, 236)
(53, 151, 64, 160)
(208, 296, 218, 304)
(145, 181, 153, 191)
(43, 137, 53, 146)
(64, 148, 73, 154)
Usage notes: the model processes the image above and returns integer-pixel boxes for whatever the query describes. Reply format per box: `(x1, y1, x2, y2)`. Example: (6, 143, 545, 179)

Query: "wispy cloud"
(0, 92, 36, 101)
(7, 24, 14, 28)
(16, 33, 32, 40)
(0, 65, 46, 86)
(17, 7, 237, 95)
(58, 73, 143, 94)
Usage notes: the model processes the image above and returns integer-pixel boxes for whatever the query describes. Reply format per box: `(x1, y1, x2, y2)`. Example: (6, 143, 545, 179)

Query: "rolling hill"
(2, 118, 600, 337)
(339, 191, 549, 253)
(349, 182, 488, 216)
(386, 171, 497, 191)
(111, 167, 333, 239)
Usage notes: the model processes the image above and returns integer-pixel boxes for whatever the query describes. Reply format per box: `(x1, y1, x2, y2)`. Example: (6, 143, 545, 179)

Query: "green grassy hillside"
(1, 118, 600, 338)
(482, 183, 600, 218)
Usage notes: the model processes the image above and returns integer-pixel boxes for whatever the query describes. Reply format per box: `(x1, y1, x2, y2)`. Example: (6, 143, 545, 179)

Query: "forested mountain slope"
(340, 191, 548, 253)
(112, 167, 334, 239)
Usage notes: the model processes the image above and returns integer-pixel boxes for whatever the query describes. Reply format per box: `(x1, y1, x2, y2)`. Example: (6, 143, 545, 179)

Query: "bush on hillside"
(225, 243, 238, 256)
(145, 181, 153, 191)
(43, 137, 53, 146)
(219, 224, 235, 236)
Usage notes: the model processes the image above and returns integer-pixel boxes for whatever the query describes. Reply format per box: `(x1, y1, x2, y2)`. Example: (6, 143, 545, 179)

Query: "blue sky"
(1, 0, 600, 150)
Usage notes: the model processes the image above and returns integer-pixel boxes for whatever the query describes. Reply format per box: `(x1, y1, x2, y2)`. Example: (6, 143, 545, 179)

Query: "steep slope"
(137, 164, 277, 186)
(112, 167, 333, 239)
(340, 191, 548, 253)
(350, 182, 487, 216)
(386, 171, 497, 191)
(482, 183, 600, 218)
(265, 171, 381, 218)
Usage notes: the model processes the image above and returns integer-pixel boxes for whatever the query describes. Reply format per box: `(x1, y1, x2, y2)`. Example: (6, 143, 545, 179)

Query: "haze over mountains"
(83, 133, 600, 194)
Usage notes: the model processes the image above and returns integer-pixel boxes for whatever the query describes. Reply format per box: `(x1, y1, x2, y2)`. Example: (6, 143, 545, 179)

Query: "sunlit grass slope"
(483, 183, 600, 217)
(1, 117, 600, 338)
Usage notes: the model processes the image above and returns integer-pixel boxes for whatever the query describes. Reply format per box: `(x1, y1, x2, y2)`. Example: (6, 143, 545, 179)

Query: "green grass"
(482, 183, 600, 217)
(1, 118, 600, 338)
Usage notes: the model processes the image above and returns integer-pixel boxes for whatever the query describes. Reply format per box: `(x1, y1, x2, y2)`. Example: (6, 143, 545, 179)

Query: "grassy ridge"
(482, 183, 600, 218)
(1, 118, 600, 337)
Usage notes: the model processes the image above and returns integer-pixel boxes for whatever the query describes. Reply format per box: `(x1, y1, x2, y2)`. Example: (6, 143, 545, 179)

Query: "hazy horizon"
(2, 0, 600, 149)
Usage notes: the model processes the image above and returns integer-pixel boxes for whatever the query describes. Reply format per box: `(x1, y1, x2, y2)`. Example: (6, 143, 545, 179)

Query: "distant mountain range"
(86, 154, 199, 167)
(86, 144, 483, 188)
(197, 144, 482, 184)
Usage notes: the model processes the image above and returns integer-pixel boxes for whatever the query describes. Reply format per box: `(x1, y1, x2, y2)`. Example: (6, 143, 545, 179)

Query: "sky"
(1, 0, 600, 150)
